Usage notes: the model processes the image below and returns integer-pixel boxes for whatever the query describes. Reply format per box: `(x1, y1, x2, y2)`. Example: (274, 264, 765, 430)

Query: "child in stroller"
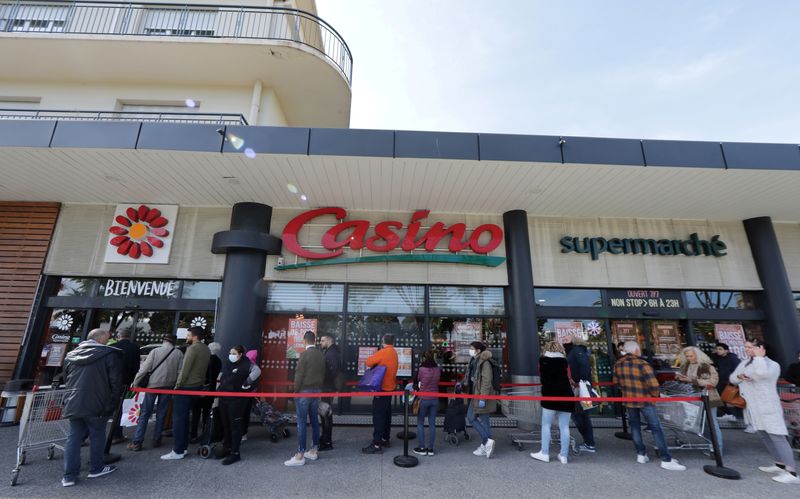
(443, 384, 470, 445)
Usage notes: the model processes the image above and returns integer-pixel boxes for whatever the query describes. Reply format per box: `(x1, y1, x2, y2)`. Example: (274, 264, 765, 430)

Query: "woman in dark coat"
(216, 345, 253, 465)
(530, 341, 575, 464)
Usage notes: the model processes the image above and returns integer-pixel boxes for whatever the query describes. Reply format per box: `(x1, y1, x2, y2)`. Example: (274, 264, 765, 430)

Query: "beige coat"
(729, 356, 787, 435)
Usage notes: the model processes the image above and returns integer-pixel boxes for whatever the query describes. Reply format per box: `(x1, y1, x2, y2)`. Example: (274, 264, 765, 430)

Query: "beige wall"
(265, 208, 509, 286)
(775, 222, 800, 290)
(530, 217, 762, 290)
(45, 204, 230, 279)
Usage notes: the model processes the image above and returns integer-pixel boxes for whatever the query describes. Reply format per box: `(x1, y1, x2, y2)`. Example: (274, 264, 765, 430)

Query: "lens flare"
(287, 184, 298, 194)
(300, 194, 308, 201)
(244, 148, 256, 159)
(226, 133, 245, 150)
(184, 99, 196, 108)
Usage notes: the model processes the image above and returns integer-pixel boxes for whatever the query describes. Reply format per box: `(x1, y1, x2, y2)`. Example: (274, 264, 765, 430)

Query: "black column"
(503, 210, 538, 378)
(743, 216, 800, 370)
(212, 203, 281, 353)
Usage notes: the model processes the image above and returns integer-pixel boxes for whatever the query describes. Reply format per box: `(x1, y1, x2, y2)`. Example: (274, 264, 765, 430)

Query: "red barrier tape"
(132, 387, 701, 404)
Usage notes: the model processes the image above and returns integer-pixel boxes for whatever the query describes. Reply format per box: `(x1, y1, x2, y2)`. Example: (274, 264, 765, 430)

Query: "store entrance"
(610, 319, 686, 371)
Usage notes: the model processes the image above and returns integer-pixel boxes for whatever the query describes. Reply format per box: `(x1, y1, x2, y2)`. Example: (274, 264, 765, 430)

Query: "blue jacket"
(565, 343, 592, 383)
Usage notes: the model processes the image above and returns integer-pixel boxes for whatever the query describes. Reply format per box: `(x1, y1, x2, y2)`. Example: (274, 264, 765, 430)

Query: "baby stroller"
(252, 398, 295, 442)
(197, 398, 223, 459)
(443, 384, 470, 445)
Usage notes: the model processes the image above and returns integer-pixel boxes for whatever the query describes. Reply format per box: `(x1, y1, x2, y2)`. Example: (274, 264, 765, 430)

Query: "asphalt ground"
(1, 421, 798, 498)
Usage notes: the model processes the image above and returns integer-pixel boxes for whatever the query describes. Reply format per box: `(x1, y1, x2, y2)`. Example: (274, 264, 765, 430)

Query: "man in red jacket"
(362, 334, 398, 454)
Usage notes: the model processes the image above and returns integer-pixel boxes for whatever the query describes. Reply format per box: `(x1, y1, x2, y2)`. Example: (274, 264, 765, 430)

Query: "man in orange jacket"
(362, 334, 398, 454)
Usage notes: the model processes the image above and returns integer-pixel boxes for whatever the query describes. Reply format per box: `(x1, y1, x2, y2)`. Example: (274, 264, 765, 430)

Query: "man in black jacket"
(61, 329, 123, 487)
(111, 329, 140, 444)
(564, 335, 596, 453)
(714, 342, 741, 420)
(319, 333, 343, 451)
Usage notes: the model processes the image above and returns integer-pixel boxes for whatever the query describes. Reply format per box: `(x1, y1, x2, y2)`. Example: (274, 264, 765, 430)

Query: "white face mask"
(228, 354, 239, 363)
(469, 349, 477, 358)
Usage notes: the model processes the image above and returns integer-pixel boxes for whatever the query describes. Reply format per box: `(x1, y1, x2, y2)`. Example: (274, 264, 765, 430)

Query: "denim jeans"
(371, 393, 392, 445)
(133, 392, 171, 444)
(466, 404, 492, 444)
(627, 405, 672, 461)
(173, 387, 204, 454)
(296, 389, 321, 453)
(64, 417, 107, 480)
(541, 408, 571, 457)
(572, 407, 595, 446)
(704, 412, 724, 457)
(417, 399, 438, 449)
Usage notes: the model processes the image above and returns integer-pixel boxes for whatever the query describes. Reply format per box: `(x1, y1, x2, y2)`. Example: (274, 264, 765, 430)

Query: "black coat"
(114, 338, 140, 386)
(63, 341, 123, 419)
(218, 358, 252, 393)
(206, 355, 222, 391)
(565, 343, 592, 383)
(714, 352, 740, 390)
(539, 355, 575, 413)
(323, 344, 344, 391)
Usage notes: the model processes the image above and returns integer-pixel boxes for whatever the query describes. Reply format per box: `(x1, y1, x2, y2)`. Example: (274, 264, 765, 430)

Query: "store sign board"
(554, 321, 584, 343)
(607, 289, 682, 309)
(651, 322, 681, 357)
(104, 204, 178, 264)
(278, 207, 505, 270)
(560, 233, 727, 261)
(397, 347, 412, 377)
(714, 323, 746, 359)
(287, 318, 317, 359)
(100, 279, 179, 298)
(357, 346, 378, 375)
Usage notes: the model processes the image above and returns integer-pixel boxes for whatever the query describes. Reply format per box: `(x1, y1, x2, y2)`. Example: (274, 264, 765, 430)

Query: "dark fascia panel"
(0, 120, 56, 147)
(395, 130, 479, 160)
(309, 128, 393, 157)
(722, 141, 800, 170)
(562, 136, 644, 166)
(50, 121, 140, 149)
(642, 139, 725, 169)
(137, 123, 223, 152)
(479, 133, 562, 163)
(222, 126, 309, 155)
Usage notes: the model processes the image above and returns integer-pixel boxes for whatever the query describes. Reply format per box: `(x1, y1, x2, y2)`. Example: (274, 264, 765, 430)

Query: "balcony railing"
(0, 108, 249, 124)
(0, 1, 353, 84)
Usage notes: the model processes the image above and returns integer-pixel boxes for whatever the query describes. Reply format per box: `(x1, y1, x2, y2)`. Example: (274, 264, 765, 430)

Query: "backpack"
(486, 358, 502, 393)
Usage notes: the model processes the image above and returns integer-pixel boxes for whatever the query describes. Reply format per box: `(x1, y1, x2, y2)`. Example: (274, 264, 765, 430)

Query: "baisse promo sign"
(277, 207, 505, 270)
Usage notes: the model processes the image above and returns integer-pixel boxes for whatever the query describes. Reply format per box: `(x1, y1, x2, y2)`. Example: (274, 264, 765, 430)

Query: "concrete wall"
(774, 222, 800, 291)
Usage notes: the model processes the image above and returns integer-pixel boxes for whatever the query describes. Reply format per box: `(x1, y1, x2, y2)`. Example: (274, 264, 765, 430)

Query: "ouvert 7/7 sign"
(277, 207, 506, 270)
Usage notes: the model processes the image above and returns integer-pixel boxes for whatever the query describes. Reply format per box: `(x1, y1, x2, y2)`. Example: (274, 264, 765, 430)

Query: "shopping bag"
(357, 365, 386, 392)
(720, 384, 746, 409)
(120, 390, 145, 427)
(578, 380, 599, 412)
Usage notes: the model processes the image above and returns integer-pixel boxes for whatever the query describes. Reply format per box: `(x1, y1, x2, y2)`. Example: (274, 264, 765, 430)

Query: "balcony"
(0, 1, 352, 127)
(0, 108, 248, 124)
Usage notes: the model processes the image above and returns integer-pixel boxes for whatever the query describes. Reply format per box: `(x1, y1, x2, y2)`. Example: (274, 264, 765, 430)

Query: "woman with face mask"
(465, 341, 497, 458)
(216, 345, 253, 465)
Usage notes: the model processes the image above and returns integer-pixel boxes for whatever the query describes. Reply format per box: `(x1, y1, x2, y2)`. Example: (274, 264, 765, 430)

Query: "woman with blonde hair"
(675, 345, 724, 456)
(530, 341, 574, 464)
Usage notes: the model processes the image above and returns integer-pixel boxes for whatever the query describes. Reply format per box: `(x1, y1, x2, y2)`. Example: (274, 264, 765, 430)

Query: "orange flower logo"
(108, 205, 170, 259)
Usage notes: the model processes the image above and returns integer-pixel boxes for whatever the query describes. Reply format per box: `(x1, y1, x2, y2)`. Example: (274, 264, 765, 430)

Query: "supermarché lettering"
(560, 233, 727, 261)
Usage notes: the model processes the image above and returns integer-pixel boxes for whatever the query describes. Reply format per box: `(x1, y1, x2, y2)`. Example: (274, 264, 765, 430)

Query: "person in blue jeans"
(414, 350, 441, 456)
(531, 341, 575, 464)
(465, 342, 497, 458)
(285, 331, 325, 466)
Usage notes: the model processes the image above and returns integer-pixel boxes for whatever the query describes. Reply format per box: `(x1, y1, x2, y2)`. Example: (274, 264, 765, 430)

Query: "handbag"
(411, 397, 421, 415)
(137, 347, 176, 388)
(357, 365, 386, 392)
(720, 384, 746, 408)
(576, 380, 600, 412)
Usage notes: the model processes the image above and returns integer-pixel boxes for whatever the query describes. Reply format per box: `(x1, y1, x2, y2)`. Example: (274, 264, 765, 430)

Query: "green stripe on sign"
(275, 254, 506, 270)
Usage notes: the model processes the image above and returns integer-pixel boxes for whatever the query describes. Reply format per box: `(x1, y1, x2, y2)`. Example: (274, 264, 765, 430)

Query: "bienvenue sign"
(100, 279, 179, 298)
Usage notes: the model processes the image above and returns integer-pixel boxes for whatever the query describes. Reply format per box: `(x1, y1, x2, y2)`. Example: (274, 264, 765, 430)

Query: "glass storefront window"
(535, 288, 602, 307)
(266, 282, 344, 312)
(537, 318, 612, 382)
(648, 320, 686, 367)
(34, 309, 87, 384)
(684, 291, 758, 310)
(347, 284, 424, 314)
(429, 286, 505, 315)
(181, 281, 221, 300)
(177, 311, 215, 341)
(56, 277, 96, 296)
(692, 321, 763, 360)
(431, 317, 507, 382)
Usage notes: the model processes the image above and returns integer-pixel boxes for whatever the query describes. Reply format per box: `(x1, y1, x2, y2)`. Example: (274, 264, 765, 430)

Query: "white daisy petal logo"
(52, 314, 74, 331)
(190, 316, 207, 329)
(586, 320, 603, 337)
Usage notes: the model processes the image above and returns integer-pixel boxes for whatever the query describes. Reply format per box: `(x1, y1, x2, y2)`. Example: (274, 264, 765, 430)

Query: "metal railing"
(0, 108, 249, 124)
(0, 1, 353, 84)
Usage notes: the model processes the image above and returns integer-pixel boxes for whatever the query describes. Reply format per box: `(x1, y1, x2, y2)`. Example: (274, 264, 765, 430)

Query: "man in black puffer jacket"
(61, 329, 123, 487)
(564, 334, 596, 453)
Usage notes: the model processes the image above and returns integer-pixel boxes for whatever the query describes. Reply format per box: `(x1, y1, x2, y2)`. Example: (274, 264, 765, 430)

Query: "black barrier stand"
(701, 390, 740, 480)
(102, 393, 124, 464)
(614, 393, 632, 440)
(393, 389, 418, 468)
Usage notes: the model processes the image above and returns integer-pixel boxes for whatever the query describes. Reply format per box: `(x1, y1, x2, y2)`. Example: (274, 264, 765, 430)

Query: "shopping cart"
(654, 391, 711, 453)
(778, 384, 800, 452)
(11, 386, 75, 486)
(499, 386, 578, 455)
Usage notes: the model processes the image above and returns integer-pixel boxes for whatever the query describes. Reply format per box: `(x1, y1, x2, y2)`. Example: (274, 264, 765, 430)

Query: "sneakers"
(772, 472, 800, 484)
(379, 438, 391, 448)
(660, 459, 687, 471)
(362, 444, 382, 454)
(530, 451, 550, 463)
(759, 464, 786, 473)
(284, 453, 306, 466)
(473, 444, 486, 456)
(87, 465, 118, 479)
(160, 450, 187, 460)
(484, 438, 495, 458)
(426, 448, 435, 456)
(744, 425, 757, 434)
(558, 455, 568, 464)
(413, 447, 427, 456)
(716, 414, 736, 422)
(61, 477, 76, 487)
(636, 454, 650, 464)
(241, 434, 248, 442)
(577, 444, 596, 453)
(305, 447, 319, 461)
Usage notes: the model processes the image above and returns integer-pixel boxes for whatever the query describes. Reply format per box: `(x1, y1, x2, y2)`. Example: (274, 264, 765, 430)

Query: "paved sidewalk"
(0, 423, 798, 498)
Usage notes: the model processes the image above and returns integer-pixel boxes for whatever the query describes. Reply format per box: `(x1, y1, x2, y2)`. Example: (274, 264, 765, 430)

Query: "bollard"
(102, 392, 124, 464)
(701, 390, 740, 480)
(614, 393, 632, 440)
(393, 389, 418, 468)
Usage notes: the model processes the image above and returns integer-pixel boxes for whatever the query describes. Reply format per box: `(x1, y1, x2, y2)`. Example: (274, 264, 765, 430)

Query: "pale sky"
(317, 0, 800, 143)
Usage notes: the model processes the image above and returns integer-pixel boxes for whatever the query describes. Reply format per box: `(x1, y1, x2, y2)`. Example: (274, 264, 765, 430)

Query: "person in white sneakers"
(730, 338, 799, 484)
(530, 341, 575, 464)
(613, 341, 686, 471)
(464, 342, 496, 459)
(285, 331, 325, 467)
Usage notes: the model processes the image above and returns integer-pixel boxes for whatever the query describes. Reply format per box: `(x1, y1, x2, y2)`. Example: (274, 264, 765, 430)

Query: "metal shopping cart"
(654, 390, 711, 453)
(499, 386, 578, 454)
(11, 386, 75, 486)
(778, 384, 800, 452)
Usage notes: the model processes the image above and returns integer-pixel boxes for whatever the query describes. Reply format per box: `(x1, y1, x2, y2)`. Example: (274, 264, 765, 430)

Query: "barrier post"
(102, 391, 124, 464)
(614, 388, 631, 440)
(701, 390, 740, 480)
(393, 389, 418, 468)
